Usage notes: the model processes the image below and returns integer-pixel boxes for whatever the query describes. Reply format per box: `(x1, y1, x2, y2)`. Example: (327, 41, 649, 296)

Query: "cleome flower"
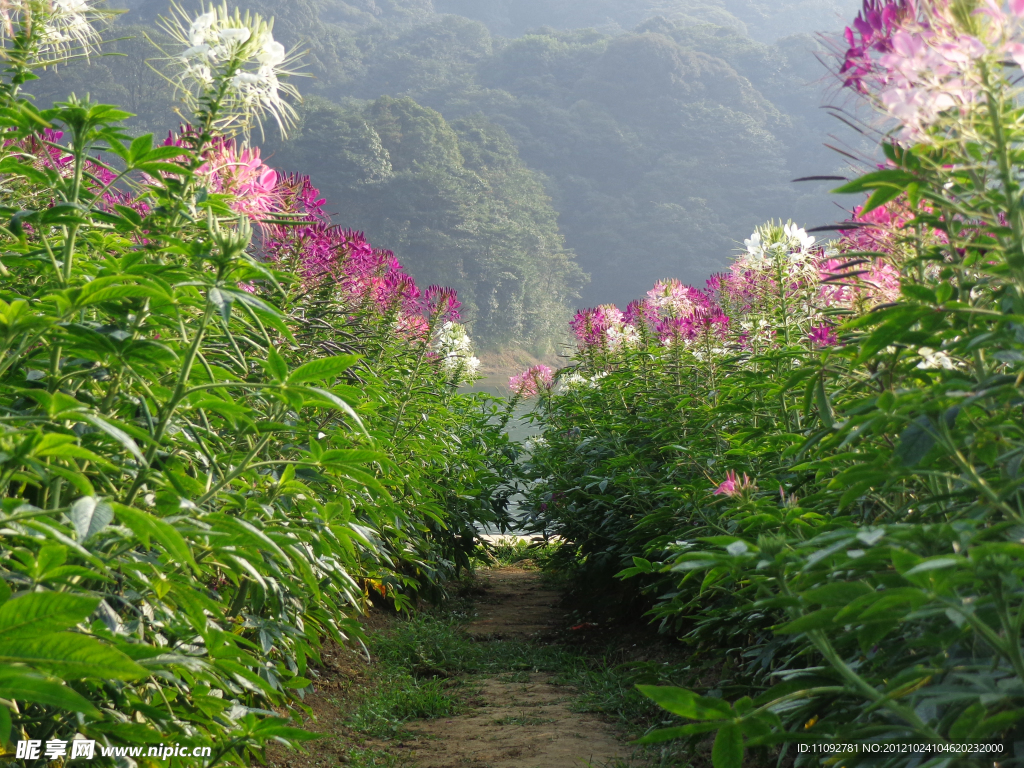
(156, 2, 304, 138)
(0, 0, 110, 64)
(432, 321, 479, 385)
(510, 365, 554, 398)
(837, 0, 1024, 143)
(916, 346, 957, 370)
(714, 469, 756, 499)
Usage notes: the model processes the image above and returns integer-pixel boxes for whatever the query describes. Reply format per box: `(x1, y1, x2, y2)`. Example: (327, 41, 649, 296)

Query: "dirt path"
(401, 568, 631, 768)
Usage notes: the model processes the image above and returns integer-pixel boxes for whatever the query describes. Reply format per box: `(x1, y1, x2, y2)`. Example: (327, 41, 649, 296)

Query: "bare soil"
(267, 568, 633, 768)
(401, 568, 631, 767)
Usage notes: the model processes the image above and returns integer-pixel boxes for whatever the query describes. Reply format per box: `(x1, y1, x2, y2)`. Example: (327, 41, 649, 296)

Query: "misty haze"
(33, 0, 863, 352)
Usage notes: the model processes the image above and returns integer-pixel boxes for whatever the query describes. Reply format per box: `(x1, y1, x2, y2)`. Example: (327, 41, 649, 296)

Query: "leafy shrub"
(517, 0, 1024, 764)
(0, 2, 514, 764)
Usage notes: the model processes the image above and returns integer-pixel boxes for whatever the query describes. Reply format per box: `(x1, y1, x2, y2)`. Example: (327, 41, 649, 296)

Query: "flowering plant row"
(0, 2, 511, 765)
(516, 0, 1024, 763)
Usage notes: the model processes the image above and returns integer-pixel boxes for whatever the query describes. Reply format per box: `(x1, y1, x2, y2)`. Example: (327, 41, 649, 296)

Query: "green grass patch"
(341, 746, 406, 767)
(473, 537, 564, 569)
(366, 612, 583, 678)
(347, 672, 462, 739)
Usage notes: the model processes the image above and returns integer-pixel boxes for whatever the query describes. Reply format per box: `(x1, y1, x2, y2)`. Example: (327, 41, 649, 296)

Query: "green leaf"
(902, 556, 962, 576)
(896, 416, 935, 467)
(319, 449, 384, 465)
(0, 593, 99, 638)
(776, 608, 841, 634)
(832, 169, 917, 195)
(803, 582, 873, 607)
(950, 702, 985, 740)
(860, 184, 903, 215)
(78, 413, 146, 464)
(636, 686, 732, 720)
(289, 354, 361, 385)
(712, 723, 743, 768)
(266, 347, 289, 383)
(0, 633, 147, 680)
(209, 286, 234, 323)
(69, 496, 113, 543)
(0, 668, 100, 716)
(206, 513, 289, 563)
(113, 504, 196, 570)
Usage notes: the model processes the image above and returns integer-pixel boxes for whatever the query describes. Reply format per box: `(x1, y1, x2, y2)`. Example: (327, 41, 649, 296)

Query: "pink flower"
(839, 0, 916, 93)
(197, 136, 282, 218)
(808, 324, 839, 347)
(714, 469, 754, 498)
(276, 172, 326, 219)
(570, 307, 612, 350)
(425, 285, 461, 322)
(509, 365, 554, 398)
(624, 299, 657, 330)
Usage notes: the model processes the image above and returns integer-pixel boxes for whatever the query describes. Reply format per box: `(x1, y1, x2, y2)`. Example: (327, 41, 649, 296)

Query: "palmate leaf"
(0, 633, 147, 680)
(0, 592, 99, 638)
(113, 504, 196, 570)
(69, 496, 114, 543)
(0, 668, 100, 716)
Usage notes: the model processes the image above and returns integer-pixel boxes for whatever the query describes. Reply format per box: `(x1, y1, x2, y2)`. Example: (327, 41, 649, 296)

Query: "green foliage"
(347, 673, 462, 739)
(266, 96, 584, 352)
(520, 78, 1024, 768)
(0, 10, 518, 765)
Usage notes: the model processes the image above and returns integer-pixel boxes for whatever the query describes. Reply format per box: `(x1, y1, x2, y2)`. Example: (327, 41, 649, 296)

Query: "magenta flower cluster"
(713, 469, 755, 498)
(837, 0, 1024, 142)
(56, 126, 468, 345)
(509, 365, 554, 398)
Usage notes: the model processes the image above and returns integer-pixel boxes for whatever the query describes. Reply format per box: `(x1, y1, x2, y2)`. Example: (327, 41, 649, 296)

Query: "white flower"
(916, 347, 956, 370)
(188, 11, 216, 45)
(159, 3, 303, 137)
(182, 43, 211, 60)
(257, 34, 286, 67)
(230, 71, 263, 87)
(432, 322, 479, 385)
(784, 222, 816, 252)
(606, 323, 639, 351)
(55, 0, 89, 13)
(726, 540, 749, 557)
(560, 371, 607, 392)
(218, 26, 251, 44)
(744, 231, 763, 256)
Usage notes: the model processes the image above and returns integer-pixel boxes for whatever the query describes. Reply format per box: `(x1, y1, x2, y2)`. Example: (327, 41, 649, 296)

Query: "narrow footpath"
(401, 568, 631, 768)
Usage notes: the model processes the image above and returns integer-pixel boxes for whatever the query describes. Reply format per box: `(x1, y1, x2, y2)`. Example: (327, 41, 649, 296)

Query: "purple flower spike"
(808, 325, 839, 347)
(425, 285, 462, 322)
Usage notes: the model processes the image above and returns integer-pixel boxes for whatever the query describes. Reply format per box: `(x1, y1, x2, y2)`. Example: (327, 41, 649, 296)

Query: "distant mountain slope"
(39, 0, 868, 331)
(432, 0, 860, 41)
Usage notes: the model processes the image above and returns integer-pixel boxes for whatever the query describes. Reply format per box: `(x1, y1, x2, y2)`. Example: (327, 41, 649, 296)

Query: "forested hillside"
(35, 0, 860, 348)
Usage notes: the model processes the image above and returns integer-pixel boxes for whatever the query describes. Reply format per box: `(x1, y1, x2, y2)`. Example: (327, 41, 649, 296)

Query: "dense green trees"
(264, 96, 583, 353)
